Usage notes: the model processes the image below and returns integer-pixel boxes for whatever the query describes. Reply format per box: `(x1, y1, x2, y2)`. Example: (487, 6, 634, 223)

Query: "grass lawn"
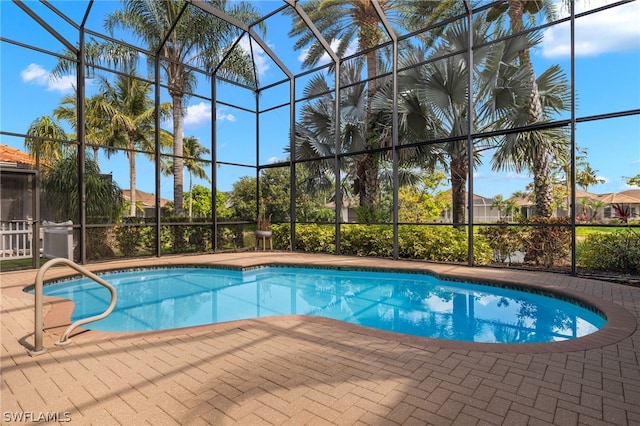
(0, 257, 46, 271)
(575, 226, 629, 237)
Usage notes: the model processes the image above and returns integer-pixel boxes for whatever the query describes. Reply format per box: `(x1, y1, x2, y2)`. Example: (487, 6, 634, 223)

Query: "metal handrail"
(29, 258, 117, 356)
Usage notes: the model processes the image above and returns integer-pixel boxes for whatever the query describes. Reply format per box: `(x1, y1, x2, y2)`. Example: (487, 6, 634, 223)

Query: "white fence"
(0, 220, 74, 261)
(0, 220, 33, 259)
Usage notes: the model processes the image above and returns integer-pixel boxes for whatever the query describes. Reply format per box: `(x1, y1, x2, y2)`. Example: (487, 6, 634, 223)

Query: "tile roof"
(0, 144, 35, 166)
(121, 189, 170, 207)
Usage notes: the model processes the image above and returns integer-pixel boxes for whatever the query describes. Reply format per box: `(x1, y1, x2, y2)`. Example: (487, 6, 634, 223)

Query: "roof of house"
(122, 189, 170, 208)
(510, 188, 640, 207)
(597, 191, 640, 203)
(0, 144, 35, 167)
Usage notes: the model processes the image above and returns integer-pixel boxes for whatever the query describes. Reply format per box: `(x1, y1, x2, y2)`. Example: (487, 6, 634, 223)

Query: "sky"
(1, 0, 639, 202)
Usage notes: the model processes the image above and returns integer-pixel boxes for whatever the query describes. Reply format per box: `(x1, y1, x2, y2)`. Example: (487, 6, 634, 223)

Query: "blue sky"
(1, 0, 639, 202)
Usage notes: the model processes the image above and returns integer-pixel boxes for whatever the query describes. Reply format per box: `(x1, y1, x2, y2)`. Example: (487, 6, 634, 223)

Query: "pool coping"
(11, 254, 637, 354)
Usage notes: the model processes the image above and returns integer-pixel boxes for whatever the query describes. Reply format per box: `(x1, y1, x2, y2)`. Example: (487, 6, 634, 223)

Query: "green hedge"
(577, 230, 640, 274)
(272, 223, 492, 264)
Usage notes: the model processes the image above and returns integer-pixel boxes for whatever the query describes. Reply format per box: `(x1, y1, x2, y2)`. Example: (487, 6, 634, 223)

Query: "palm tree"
(183, 137, 211, 218)
(576, 164, 604, 192)
(53, 91, 116, 167)
(165, 136, 211, 218)
(41, 152, 123, 223)
(625, 174, 640, 188)
(486, 0, 563, 218)
(24, 116, 69, 163)
(294, 60, 369, 200)
(104, 0, 264, 216)
(286, 0, 461, 209)
(491, 65, 572, 216)
(294, 60, 428, 221)
(99, 72, 172, 217)
(41, 151, 124, 260)
(373, 19, 537, 225)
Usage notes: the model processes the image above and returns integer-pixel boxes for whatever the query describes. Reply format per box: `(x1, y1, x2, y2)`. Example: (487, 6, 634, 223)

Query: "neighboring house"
(597, 190, 640, 221)
(121, 189, 171, 217)
(0, 143, 36, 169)
(510, 189, 640, 222)
(0, 144, 36, 222)
(0, 144, 37, 259)
(325, 197, 358, 223)
(438, 191, 504, 223)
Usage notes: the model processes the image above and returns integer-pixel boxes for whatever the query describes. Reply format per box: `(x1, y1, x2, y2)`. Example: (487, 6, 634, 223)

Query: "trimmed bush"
(577, 230, 640, 274)
(114, 217, 145, 257)
(272, 223, 492, 264)
(521, 217, 571, 268)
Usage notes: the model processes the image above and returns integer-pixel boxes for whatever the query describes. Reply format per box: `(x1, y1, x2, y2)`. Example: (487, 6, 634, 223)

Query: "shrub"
(341, 225, 393, 257)
(161, 216, 189, 253)
(115, 217, 145, 257)
(189, 225, 211, 252)
(271, 223, 289, 250)
(300, 224, 336, 253)
(520, 217, 571, 268)
(577, 230, 640, 274)
(398, 226, 492, 265)
(273, 223, 492, 264)
(478, 222, 524, 264)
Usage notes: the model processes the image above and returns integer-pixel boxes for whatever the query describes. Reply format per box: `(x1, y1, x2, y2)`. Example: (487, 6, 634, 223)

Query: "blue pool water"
(36, 266, 605, 343)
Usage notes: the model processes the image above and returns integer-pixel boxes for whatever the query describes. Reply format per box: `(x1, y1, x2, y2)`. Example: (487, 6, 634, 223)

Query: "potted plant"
(255, 205, 272, 238)
(255, 204, 272, 250)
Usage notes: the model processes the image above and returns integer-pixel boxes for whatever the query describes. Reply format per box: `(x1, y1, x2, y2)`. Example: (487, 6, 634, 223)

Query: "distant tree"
(624, 174, 640, 188)
(99, 72, 172, 217)
(104, 0, 264, 215)
(259, 167, 291, 223)
(53, 91, 115, 166)
(487, 0, 570, 218)
(397, 171, 448, 223)
(576, 164, 605, 192)
(229, 176, 256, 221)
(491, 195, 519, 221)
(165, 136, 211, 217)
(41, 152, 123, 222)
(287, 0, 460, 208)
(24, 116, 69, 163)
(229, 167, 334, 223)
(188, 185, 232, 219)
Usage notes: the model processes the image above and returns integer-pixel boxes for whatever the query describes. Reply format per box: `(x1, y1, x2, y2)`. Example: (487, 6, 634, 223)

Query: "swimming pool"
(36, 266, 605, 343)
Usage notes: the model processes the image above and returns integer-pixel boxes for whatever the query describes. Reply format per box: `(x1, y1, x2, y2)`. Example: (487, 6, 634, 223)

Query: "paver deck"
(2, 252, 639, 425)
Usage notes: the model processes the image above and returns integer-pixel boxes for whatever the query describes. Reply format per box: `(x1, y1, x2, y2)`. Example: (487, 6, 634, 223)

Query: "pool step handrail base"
(29, 258, 117, 356)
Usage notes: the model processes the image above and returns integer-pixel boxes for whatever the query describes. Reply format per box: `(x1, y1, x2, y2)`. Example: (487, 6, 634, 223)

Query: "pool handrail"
(29, 257, 117, 356)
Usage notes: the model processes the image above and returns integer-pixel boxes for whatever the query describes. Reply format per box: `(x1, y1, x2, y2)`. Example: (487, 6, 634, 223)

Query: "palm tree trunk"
(358, 9, 381, 209)
(172, 94, 184, 216)
(93, 146, 100, 167)
(532, 153, 553, 217)
(509, 0, 549, 218)
(188, 171, 193, 218)
(451, 154, 468, 226)
(128, 149, 137, 217)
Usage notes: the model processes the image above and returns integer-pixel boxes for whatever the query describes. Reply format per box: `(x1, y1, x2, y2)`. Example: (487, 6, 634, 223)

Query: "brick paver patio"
(2, 252, 639, 425)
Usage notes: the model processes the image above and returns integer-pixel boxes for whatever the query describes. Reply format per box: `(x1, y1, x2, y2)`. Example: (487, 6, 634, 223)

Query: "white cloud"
(298, 39, 358, 66)
(238, 36, 271, 77)
(183, 103, 237, 128)
(20, 63, 76, 93)
(184, 102, 211, 127)
(541, 1, 640, 58)
(267, 156, 281, 164)
(216, 107, 236, 123)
